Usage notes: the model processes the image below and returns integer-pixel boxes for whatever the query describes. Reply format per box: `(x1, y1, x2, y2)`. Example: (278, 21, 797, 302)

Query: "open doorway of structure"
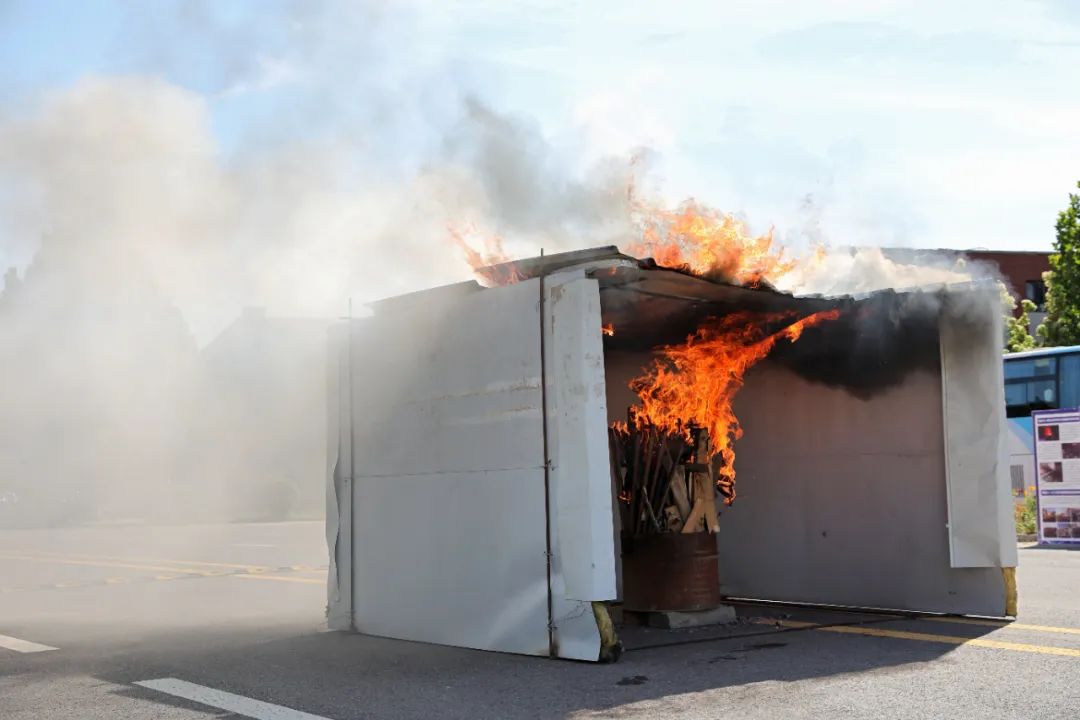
(587, 247, 1014, 623)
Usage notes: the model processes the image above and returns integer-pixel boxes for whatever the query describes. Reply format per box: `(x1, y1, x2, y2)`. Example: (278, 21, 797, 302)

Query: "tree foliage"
(1038, 182, 1080, 346)
(1006, 298, 1038, 353)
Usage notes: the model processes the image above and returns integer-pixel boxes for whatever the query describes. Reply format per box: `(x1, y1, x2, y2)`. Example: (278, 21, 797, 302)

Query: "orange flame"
(449, 225, 524, 286)
(602, 324, 615, 337)
(628, 309, 840, 504)
(625, 199, 796, 287)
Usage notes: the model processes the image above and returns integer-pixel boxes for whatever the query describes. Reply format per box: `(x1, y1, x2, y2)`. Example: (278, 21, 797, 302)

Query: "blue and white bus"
(1004, 345, 1080, 495)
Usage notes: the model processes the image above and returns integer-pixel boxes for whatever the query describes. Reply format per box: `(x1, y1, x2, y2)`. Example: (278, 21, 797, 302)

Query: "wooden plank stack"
(608, 419, 722, 536)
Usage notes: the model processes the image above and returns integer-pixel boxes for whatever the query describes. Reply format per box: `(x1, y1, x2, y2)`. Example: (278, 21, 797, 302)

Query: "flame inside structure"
(624, 198, 797, 287)
(602, 324, 615, 337)
(627, 309, 840, 505)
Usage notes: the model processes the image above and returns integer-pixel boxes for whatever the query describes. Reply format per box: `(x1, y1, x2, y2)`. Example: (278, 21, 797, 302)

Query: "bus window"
(1005, 383, 1028, 408)
(1060, 353, 1080, 409)
(1004, 357, 1056, 380)
(1004, 356, 1058, 418)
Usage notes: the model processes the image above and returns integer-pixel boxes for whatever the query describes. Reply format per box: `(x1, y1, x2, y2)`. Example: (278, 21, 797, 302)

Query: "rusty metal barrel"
(621, 532, 722, 612)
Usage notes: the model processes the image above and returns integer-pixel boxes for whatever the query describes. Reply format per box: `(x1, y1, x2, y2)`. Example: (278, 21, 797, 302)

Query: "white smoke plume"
(773, 246, 989, 298)
(0, 1, 1005, 525)
(0, 9, 638, 524)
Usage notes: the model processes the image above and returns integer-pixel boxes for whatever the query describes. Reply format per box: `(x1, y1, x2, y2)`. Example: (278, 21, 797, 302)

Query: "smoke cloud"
(746, 231, 1006, 398)
(0, 1, 1008, 526)
(773, 245, 985, 297)
(0, 7, 639, 525)
(768, 251, 1004, 398)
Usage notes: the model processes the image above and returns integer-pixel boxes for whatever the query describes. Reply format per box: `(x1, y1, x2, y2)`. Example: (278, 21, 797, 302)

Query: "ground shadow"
(92, 603, 1004, 720)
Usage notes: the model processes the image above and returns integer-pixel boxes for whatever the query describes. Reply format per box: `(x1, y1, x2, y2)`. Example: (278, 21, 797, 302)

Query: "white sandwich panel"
(344, 279, 551, 655)
(940, 302, 1018, 569)
(543, 271, 618, 660)
(715, 363, 1010, 617)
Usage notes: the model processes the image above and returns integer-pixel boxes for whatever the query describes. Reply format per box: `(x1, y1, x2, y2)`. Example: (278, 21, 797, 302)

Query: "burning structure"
(325, 229, 1017, 662)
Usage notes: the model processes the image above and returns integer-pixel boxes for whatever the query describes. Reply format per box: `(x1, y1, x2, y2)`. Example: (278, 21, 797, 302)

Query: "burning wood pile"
(609, 419, 730, 536)
(610, 309, 840, 538)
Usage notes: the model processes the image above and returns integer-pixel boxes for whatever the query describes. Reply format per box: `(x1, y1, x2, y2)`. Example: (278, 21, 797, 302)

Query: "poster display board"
(1032, 408, 1080, 545)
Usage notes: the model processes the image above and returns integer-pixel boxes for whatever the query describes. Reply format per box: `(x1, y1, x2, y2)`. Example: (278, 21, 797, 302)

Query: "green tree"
(1038, 182, 1080, 346)
(1006, 298, 1038, 353)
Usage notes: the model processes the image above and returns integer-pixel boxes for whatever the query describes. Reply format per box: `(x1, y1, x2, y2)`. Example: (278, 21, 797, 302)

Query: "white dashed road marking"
(135, 678, 333, 720)
(0, 633, 58, 653)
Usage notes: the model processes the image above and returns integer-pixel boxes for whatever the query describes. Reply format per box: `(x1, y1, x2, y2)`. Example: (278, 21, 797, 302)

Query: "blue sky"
(2, 0, 1079, 278)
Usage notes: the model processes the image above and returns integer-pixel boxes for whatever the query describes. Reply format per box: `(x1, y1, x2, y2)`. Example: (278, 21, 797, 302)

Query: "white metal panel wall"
(325, 323, 352, 630)
(940, 303, 1018, 569)
(715, 363, 1009, 617)
(543, 271, 617, 660)
(545, 271, 618, 600)
(345, 280, 551, 656)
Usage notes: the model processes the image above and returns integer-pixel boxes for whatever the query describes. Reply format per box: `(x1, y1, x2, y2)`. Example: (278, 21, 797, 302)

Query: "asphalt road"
(2, 524, 1079, 719)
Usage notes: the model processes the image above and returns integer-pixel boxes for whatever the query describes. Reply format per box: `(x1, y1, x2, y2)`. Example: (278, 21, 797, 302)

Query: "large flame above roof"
(624, 198, 797, 287)
(453, 196, 802, 290)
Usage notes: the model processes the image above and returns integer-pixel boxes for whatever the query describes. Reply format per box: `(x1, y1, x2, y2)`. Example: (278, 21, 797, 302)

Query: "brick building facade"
(965, 250, 1051, 315)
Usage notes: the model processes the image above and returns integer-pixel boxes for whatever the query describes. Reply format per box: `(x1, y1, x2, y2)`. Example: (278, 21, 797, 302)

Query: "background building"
(965, 250, 1051, 329)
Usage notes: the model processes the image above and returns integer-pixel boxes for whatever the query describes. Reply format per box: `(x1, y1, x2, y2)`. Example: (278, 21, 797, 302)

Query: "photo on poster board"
(1041, 462, 1064, 483)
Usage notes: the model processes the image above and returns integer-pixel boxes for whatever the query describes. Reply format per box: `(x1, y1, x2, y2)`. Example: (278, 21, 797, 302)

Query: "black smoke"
(768, 289, 947, 398)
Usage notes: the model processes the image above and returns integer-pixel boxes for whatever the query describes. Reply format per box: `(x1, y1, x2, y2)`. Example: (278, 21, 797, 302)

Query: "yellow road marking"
(233, 574, 324, 585)
(924, 616, 1080, 636)
(0, 553, 214, 576)
(0, 553, 325, 587)
(14, 550, 269, 572)
(771, 619, 1080, 657)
